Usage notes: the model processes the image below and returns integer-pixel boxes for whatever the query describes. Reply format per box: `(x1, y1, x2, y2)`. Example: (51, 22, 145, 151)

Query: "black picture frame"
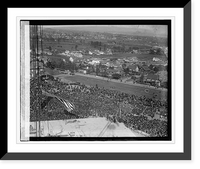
(2, 2, 191, 160)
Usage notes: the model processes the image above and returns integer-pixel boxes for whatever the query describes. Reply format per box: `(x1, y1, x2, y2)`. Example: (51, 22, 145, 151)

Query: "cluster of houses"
(60, 50, 83, 58)
(33, 47, 168, 88)
(130, 46, 168, 57)
(59, 48, 113, 57)
(73, 57, 167, 87)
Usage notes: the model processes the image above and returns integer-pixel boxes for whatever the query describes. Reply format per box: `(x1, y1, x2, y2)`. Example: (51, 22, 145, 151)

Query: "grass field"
(43, 41, 96, 52)
(45, 55, 70, 61)
(43, 40, 167, 62)
(60, 74, 167, 100)
(93, 53, 167, 61)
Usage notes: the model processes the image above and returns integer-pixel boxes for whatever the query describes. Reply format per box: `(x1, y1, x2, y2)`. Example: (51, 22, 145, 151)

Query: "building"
(140, 65, 151, 72)
(130, 56, 138, 62)
(98, 71, 109, 77)
(144, 74, 160, 86)
(88, 60, 100, 65)
(88, 51, 93, 55)
(113, 62, 122, 68)
(153, 57, 161, 62)
(131, 49, 139, 54)
(102, 48, 112, 55)
(156, 70, 168, 83)
(78, 69, 87, 74)
(43, 49, 52, 55)
(106, 69, 121, 76)
(145, 74, 159, 81)
(128, 64, 139, 72)
(99, 64, 107, 72)
(71, 52, 83, 58)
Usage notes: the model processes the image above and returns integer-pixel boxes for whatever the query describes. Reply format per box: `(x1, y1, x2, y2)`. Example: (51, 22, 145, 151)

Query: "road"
(55, 73, 168, 100)
(76, 73, 167, 91)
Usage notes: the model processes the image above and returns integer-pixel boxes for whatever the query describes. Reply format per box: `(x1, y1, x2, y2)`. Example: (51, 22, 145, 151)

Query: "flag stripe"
(56, 97, 75, 112)
(63, 100, 73, 109)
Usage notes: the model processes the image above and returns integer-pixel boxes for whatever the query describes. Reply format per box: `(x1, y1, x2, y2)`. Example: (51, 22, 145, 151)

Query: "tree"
(57, 38, 60, 44)
(96, 66, 100, 75)
(112, 73, 121, 79)
(156, 48, 164, 55)
(149, 48, 155, 54)
(161, 82, 168, 88)
(131, 76, 136, 81)
(59, 60, 66, 69)
(123, 68, 129, 75)
(122, 45, 126, 52)
(153, 66, 159, 73)
(149, 64, 154, 70)
(165, 65, 168, 71)
(89, 66, 95, 73)
(103, 44, 106, 51)
(140, 74, 144, 83)
(122, 63, 127, 69)
(46, 60, 55, 69)
(158, 71, 168, 83)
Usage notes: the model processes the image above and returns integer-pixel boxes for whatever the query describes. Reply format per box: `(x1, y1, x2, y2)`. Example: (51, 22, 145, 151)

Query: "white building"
(153, 57, 161, 62)
(71, 52, 83, 58)
(88, 60, 100, 65)
(69, 57, 74, 62)
(106, 49, 112, 55)
(89, 51, 93, 55)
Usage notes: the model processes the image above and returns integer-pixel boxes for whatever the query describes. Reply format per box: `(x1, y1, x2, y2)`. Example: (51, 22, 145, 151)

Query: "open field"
(58, 74, 167, 100)
(43, 41, 91, 52)
(45, 52, 167, 63)
(43, 40, 167, 62)
(92, 53, 167, 61)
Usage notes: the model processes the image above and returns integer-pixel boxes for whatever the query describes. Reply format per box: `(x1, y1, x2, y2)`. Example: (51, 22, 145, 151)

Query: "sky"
(44, 25, 168, 37)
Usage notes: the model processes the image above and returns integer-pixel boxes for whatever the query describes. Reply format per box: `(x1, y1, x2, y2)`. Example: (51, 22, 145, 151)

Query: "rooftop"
(128, 64, 138, 70)
(141, 65, 151, 71)
(146, 74, 159, 80)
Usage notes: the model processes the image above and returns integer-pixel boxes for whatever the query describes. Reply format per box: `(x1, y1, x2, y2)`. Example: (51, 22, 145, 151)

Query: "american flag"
(56, 97, 75, 112)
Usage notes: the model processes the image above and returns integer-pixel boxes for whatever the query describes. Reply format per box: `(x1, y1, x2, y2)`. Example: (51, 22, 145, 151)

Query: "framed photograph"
(22, 19, 171, 142)
(3, 2, 191, 160)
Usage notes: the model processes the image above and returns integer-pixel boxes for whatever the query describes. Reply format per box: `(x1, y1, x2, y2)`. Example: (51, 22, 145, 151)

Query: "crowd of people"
(30, 76, 168, 137)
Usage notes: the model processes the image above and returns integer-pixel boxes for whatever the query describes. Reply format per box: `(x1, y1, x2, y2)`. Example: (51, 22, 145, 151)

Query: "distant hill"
(43, 25, 168, 38)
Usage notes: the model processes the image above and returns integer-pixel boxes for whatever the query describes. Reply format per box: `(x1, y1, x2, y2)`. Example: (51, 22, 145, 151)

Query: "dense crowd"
(30, 77, 168, 137)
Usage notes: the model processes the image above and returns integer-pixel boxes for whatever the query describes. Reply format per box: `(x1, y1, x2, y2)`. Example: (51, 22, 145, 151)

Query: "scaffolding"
(30, 25, 44, 137)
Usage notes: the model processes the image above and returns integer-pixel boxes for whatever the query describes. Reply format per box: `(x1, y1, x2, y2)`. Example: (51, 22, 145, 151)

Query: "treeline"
(90, 41, 102, 47)
(46, 58, 78, 71)
(90, 41, 107, 51)
(112, 45, 126, 53)
(149, 48, 165, 55)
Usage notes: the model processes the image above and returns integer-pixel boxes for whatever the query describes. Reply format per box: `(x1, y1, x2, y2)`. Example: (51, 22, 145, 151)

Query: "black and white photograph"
(4, 3, 193, 161)
(20, 20, 171, 141)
